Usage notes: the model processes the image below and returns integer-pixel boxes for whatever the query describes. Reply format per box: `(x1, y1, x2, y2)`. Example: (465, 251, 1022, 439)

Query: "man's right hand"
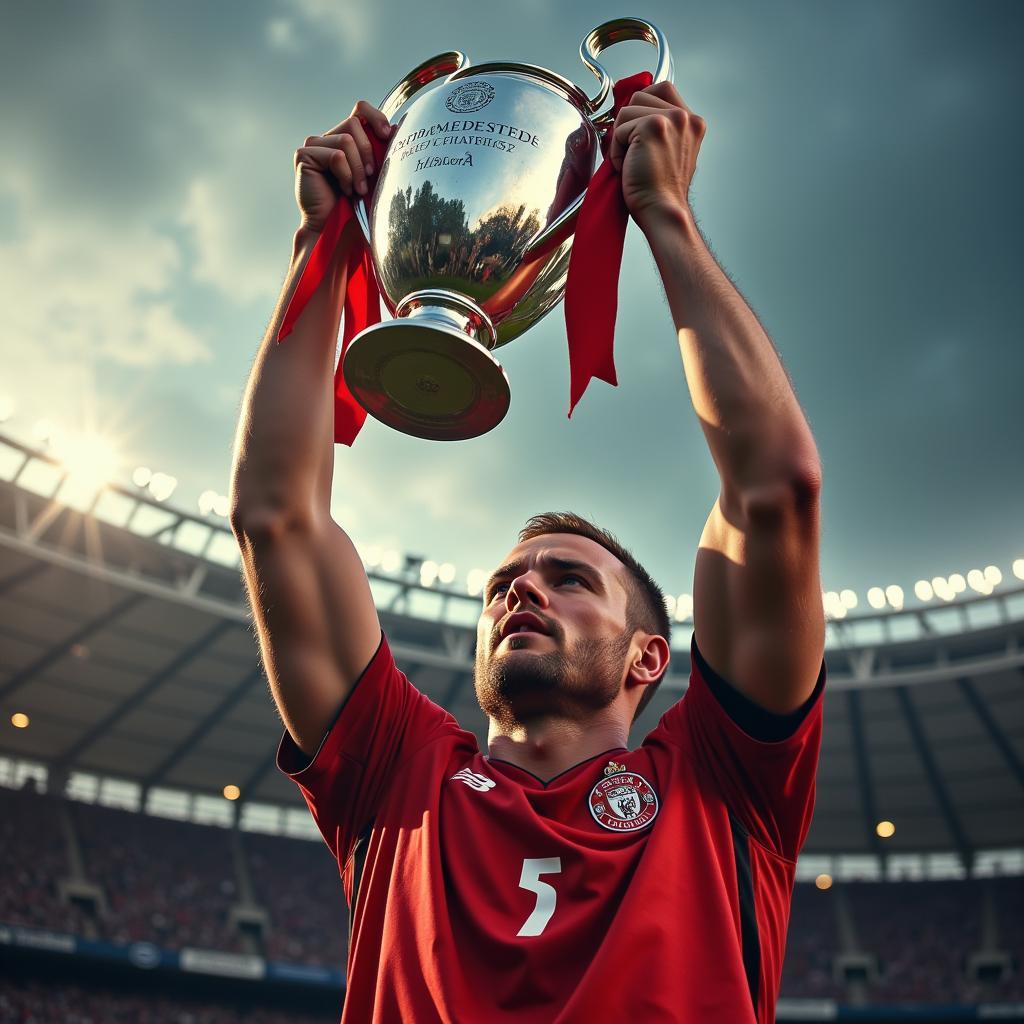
(294, 100, 394, 234)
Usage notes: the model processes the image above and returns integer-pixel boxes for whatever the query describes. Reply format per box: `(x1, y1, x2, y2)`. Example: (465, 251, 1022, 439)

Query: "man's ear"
(629, 633, 671, 684)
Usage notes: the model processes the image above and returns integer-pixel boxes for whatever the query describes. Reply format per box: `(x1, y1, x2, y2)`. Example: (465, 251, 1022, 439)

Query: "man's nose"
(506, 573, 546, 610)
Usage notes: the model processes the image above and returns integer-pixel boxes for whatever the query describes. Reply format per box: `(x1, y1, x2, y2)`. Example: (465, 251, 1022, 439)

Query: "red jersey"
(278, 630, 825, 1023)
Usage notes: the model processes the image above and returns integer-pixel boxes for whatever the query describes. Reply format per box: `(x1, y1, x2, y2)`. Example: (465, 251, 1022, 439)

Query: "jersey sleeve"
(276, 630, 458, 865)
(655, 634, 826, 862)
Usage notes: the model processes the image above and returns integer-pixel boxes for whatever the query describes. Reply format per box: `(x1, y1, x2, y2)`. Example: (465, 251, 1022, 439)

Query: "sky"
(1, 0, 1021, 614)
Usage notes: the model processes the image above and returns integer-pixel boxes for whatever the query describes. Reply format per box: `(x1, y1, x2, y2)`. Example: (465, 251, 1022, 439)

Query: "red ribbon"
(565, 70, 652, 417)
(277, 129, 389, 445)
(278, 71, 653, 445)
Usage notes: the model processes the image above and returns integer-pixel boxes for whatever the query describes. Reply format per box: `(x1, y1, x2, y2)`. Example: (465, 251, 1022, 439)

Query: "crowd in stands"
(0, 979, 334, 1024)
(988, 875, 1024, 1001)
(245, 831, 347, 967)
(2, 786, 1022, 1007)
(848, 878, 987, 1004)
(779, 881, 847, 1000)
(0, 787, 91, 936)
(74, 802, 244, 953)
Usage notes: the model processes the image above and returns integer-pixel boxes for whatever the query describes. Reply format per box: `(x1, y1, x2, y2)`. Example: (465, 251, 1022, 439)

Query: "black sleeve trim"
(730, 811, 761, 1015)
(347, 820, 373, 949)
(692, 635, 824, 743)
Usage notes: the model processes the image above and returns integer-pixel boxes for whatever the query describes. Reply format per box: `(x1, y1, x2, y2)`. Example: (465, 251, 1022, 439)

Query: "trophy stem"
(395, 289, 498, 350)
(342, 290, 511, 441)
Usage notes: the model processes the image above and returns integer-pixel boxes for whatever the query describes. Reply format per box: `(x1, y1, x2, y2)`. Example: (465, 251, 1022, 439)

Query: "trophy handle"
(522, 18, 673, 259)
(354, 51, 471, 244)
(581, 18, 673, 128)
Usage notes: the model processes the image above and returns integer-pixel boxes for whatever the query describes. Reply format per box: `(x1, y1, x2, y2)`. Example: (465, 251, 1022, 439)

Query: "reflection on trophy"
(342, 18, 674, 440)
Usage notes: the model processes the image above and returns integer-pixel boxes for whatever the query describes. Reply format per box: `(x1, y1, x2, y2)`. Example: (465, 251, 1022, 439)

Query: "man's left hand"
(608, 82, 706, 229)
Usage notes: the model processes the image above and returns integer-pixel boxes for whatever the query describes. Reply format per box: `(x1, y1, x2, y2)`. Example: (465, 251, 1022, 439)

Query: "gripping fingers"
(296, 144, 358, 196)
(338, 135, 368, 195)
(607, 104, 696, 173)
(298, 101, 392, 199)
(351, 100, 393, 143)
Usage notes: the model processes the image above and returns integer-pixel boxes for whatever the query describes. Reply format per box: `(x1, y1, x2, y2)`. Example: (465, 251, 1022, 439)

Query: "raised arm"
(612, 82, 825, 715)
(230, 103, 392, 756)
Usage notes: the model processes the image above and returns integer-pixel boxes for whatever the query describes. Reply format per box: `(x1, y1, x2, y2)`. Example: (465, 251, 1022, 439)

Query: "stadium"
(1, 427, 1022, 1023)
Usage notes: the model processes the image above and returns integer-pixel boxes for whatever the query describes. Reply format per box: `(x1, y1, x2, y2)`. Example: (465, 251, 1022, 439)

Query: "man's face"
(474, 533, 636, 730)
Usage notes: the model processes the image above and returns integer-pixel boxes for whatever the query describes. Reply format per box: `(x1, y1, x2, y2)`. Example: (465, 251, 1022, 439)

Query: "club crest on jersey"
(588, 768, 659, 832)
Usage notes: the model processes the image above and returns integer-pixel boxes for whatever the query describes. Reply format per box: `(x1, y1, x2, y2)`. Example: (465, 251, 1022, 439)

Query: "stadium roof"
(1, 433, 1022, 861)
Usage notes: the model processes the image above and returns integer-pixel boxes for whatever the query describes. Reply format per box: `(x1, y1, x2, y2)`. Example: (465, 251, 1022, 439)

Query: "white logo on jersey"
(451, 768, 497, 792)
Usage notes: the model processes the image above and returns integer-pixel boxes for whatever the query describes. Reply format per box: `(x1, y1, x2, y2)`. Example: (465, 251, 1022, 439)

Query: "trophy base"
(343, 319, 511, 441)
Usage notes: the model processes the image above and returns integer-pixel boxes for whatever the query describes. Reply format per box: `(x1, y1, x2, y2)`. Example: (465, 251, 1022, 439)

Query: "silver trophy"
(344, 18, 673, 440)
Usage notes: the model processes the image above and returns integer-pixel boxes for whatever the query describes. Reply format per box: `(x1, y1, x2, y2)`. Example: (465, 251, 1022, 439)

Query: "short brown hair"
(517, 512, 671, 722)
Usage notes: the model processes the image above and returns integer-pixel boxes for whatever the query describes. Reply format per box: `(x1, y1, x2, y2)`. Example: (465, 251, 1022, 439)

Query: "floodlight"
(867, 587, 886, 609)
(438, 562, 456, 584)
(466, 568, 487, 596)
(984, 565, 1002, 586)
(1013, 559, 1024, 581)
(914, 580, 934, 602)
(840, 589, 858, 609)
(148, 472, 178, 502)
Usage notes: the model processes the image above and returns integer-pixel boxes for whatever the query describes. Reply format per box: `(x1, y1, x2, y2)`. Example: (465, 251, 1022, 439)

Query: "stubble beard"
(475, 629, 632, 732)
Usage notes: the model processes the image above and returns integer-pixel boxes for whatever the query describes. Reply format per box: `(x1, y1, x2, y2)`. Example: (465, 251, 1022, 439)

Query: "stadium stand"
(0, 978, 335, 1023)
(2, 432, 1023, 1020)
(778, 880, 847, 1000)
(0, 785, 91, 937)
(849, 879, 987, 1004)
(2, 781, 1022, 1011)
(245, 831, 347, 967)
(73, 801, 245, 953)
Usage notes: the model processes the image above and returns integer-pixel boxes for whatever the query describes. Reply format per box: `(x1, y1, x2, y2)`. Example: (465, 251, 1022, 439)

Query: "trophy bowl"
(343, 18, 673, 440)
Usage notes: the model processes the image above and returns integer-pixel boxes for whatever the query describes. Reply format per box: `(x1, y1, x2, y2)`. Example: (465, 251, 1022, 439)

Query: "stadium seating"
(73, 801, 244, 952)
(1, 787, 1021, 1007)
(0, 978, 333, 1023)
(0, 787, 92, 936)
(779, 880, 847, 1000)
(846, 879, 986, 1004)
(244, 831, 347, 966)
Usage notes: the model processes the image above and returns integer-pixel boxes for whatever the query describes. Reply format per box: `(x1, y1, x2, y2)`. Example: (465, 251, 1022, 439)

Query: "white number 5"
(516, 857, 562, 937)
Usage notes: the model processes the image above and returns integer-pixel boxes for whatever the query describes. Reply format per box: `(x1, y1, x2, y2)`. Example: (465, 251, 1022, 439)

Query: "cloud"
(179, 173, 286, 306)
(0, 175, 210, 372)
(266, 17, 300, 52)
(283, 0, 374, 62)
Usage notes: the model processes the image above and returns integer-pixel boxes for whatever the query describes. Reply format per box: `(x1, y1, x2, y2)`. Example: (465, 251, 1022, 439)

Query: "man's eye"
(487, 575, 585, 601)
